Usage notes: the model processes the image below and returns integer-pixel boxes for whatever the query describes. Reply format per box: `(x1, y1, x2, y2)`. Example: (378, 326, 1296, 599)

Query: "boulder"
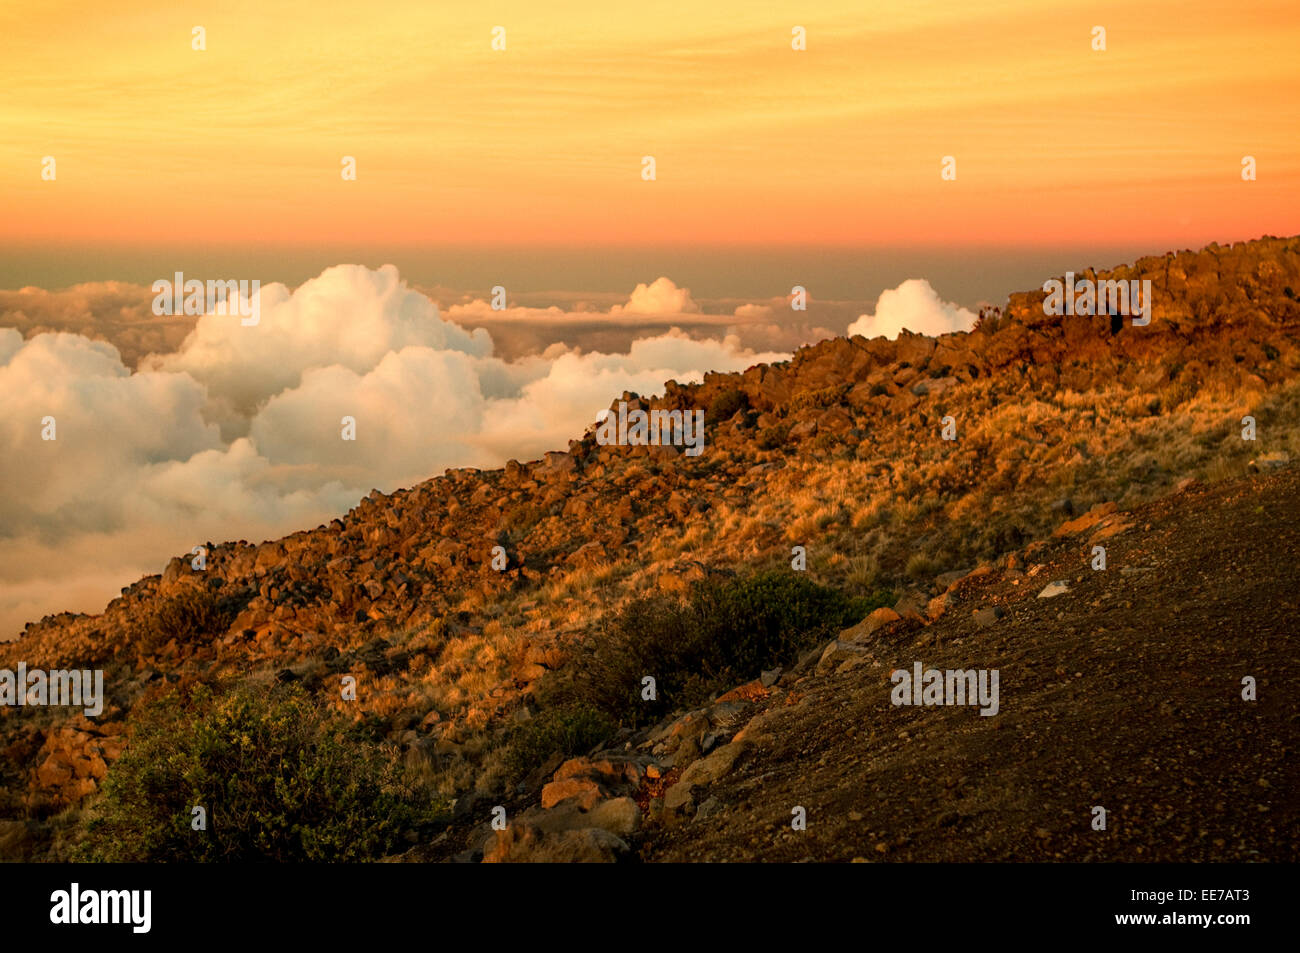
(541, 777, 603, 811)
(1037, 581, 1070, 599)
(816, 640, 871, 675)
(841, 606, 901, 644)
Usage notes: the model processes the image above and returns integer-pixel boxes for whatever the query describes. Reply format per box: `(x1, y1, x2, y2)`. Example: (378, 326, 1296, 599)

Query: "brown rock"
(1053, 501, 1118, 537)
(540, 777, 603, 810)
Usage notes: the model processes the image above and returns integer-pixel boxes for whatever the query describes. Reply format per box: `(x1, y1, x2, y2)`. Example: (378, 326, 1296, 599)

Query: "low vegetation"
(78, 681, 436, 861)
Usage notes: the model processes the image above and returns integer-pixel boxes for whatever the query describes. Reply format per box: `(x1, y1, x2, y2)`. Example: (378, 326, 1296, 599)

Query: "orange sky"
(2, 0, 1298, 249)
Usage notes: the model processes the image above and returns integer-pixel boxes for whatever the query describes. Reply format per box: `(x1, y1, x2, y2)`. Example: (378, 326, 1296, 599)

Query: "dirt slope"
(642, 469, 1300, 862)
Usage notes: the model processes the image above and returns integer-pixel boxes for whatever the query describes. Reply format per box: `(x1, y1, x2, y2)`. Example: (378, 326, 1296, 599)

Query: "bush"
(756, 421, 791, 450)
(905, 552, 941, 580)
(708, 388, 748, 423)
(78, 683, 421, 861)
(137, 586, 235, 653)
(571, 570, 871, 725)
(504, 703, 617, 782)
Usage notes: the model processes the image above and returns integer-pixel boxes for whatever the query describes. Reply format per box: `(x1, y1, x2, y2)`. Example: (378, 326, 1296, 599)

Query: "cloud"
(733, 303, 774, 320)
(846, 279, 976, 340)
(0, 267, 788, 638)
(0, 282, 191, 368)
(610, 277, 700, 315)
(144, 264, 493, 432)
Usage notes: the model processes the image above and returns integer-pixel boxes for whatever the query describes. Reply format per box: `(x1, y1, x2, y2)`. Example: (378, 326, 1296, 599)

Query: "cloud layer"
(0, 266, 792, 637)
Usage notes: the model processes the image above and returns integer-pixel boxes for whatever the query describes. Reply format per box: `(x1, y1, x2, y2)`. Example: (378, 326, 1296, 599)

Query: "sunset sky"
(3, 0, 1298, 263)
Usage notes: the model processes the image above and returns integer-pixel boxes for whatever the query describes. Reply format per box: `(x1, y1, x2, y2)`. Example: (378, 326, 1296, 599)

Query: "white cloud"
(846, 279, 976, 340)
(733, 302, 774, 320)
(0, 268, 788, 637)
(144, 264, 493, 427)
(610, 277, 700, 315)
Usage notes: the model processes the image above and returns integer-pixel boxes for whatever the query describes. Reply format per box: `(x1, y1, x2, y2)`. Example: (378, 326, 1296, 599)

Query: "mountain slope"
(639, 468, 1300, 862)
(3, 235, 1300, 860)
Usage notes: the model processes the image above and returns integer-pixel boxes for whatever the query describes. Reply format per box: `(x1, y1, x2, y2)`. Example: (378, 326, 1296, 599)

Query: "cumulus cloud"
(144, 265, 493, 433)
(846, 279, 976, 340)
(0, 267, 788, 638)
(0, 282, 191, 368)
(610, 277, 700, 315)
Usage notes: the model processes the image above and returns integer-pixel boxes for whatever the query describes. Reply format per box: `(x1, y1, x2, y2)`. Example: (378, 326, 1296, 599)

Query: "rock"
(733, 705, 794, 745)
(552, 756, 642, 789)
(665, 739, 749, 811)
(668, 734, 702, 768)
(816, 639, 871, 675)
(893, 591, 927, 620)
(790, 641, 826, 675)
(541, 777, 603, 810)
(677, 739, 747, 789)
(937, 569, 971, 590)
(1037, 581, 1070, 599)
(695, 796, 723, 821)
(586, 797, 640, 837)
(1052, 502, 1117, 537)
(836, 654, 872, 674)
(1249, 452, 1290, 471)
(161, 556, 186, 585)
(707, 699, 753, 724)
(36, 752, 74, 789)
(911, 375, 958, 397)
(926, 592, 954, 620)
(535, 451, 577, 479)
(664, 783, 695, 813)
(842, 606, 901, 643)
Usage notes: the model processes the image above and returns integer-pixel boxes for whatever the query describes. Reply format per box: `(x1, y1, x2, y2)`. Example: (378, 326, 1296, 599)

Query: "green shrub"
(790, 384, 849, 412)
(708, 388, 748, 422)
(571, 570, 869, 725)
(78, 683, 421, 861)
(137, 586, 235, 653)
(756, 421, 791, 450)
(504, 703, 616, 781)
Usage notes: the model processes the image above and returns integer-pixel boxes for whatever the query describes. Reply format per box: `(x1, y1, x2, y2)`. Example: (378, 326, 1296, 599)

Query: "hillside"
(3, 235, 1299, 862)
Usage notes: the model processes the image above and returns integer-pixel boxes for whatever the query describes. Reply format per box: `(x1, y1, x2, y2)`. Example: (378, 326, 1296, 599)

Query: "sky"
(2, 0, 1298, 287)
